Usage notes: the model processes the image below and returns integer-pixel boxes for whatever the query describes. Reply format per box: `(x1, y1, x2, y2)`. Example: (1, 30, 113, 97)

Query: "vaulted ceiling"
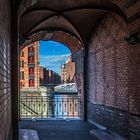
(19, 0, 126, 47)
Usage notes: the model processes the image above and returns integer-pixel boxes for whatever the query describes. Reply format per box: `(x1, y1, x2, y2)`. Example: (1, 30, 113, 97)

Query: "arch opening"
(16, 1, 133, 139)
(19, 31, 84, 120)
(17, 0, 128, 123)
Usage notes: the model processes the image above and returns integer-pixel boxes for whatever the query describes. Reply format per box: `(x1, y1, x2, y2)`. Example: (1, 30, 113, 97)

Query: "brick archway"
(17, 0, 128, 123)
(18, 0, 127, 48)
(7, 0, 140, 140)
(20, 31, 85, 115)
(20, 30, 83, 55)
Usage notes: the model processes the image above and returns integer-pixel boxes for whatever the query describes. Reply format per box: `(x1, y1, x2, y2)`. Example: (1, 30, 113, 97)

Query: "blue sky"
(39, 41, 71, 75)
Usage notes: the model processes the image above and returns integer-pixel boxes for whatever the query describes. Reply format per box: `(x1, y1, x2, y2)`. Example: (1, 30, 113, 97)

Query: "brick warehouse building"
(39, 66, 47, 86)
(40, 66, 61, 86)
(61, 55, 75, 83)
(20, 42, 40, 88)
(46, 69, 61, 85)
(0, 0, 140, 140)
(20, 42, 61, 88)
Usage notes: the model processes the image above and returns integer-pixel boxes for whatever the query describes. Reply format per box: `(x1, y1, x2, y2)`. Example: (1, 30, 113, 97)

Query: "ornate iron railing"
(20, 95, 81, 119)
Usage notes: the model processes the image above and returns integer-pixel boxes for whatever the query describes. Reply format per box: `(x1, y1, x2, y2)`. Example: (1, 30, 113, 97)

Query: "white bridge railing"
(54, 83, 77, 93)
(20, 95, 81, 119)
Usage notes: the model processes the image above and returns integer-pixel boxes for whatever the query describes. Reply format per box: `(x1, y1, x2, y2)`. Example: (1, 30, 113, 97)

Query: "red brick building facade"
(20, 42, 40, 88)
(61, 55, 75, 83)
(40, 66, 61, 86)
(39, 66, 47, 86)
(46, 69, 61, 85)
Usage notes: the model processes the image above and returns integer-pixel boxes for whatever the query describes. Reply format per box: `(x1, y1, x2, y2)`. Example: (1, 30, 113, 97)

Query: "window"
(21, 61, 24, 68)
(28, 56, 34, 63)
(20, 71, 24, 80)
(29, 80, 34, 87)
(28, 46, 34, 53)
(21, 51, 24, 57)
(29, 68, 34, 75)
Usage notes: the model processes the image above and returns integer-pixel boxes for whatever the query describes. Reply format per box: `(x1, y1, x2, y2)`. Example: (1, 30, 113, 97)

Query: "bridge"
(54, 83, 77, 93)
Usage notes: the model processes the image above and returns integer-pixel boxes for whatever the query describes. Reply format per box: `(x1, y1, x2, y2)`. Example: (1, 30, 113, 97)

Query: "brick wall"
(22, 31, 82, 55)
(87, 10, 140, 139)
(88, 14, 129, 110)
(128, 40, 140, 140)
(73, 49, 84, 118)
(0, 0, 12, 140)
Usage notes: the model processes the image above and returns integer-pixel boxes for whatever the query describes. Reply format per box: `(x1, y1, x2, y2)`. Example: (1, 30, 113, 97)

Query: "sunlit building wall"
(20, 42, 40, 88)
(61, 55, 75, 83)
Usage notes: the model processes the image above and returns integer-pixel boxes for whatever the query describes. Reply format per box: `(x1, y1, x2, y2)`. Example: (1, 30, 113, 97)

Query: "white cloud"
(40, 54, 70, 74)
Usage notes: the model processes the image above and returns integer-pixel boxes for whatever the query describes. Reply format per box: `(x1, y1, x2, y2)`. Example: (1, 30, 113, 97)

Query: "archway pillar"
(11, 3, 20, 140)
(72, 49, 86, 120)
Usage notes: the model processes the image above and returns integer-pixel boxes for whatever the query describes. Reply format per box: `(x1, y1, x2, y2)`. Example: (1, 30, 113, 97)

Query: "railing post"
(41, 97, 43, 118)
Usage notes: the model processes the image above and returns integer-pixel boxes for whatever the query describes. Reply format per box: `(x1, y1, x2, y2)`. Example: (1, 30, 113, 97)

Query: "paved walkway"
(20, 120, 100, 140)
(19, 129, 39, 140)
